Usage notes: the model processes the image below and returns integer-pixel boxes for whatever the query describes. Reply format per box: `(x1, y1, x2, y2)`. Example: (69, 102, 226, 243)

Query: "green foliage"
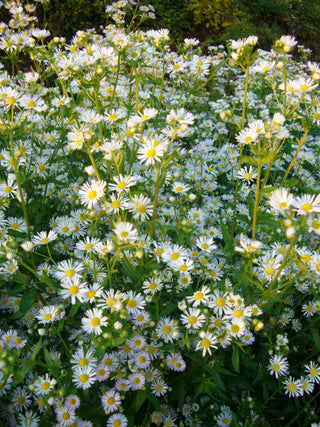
(188, 0, 238, 35)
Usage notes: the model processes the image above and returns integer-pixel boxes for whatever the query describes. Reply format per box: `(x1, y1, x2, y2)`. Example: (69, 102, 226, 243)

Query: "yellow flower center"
(88, 190, 97, 200)
(79, 358, 88, 367)
(301, 203, 312, 211)
(91, 317, 100, 327)
(41, 381, 50, 390)
(66, 269, 75, 277)
(188, 316, 197, 324)
(44, 313, 52, 321)
(163, 326, 171, 334)
(79, 374, 89, 383)
(69, 285, 79, 295)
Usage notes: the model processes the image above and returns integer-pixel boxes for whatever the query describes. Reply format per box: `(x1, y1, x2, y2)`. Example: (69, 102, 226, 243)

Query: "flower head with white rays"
(166, 108, 194, 126)
(54, 259, 84, 283)
(155, 317, 179, 343)
(268, 188, 294, 213)
(65, 394, 80, 410)
(81, 308, 108, 336)
(196, 236, 216, 253)
(236, 127, 259, 145)
(129, 372, 145, 390)
(172, 181, 190, 194)
(283, 377, 304, 398)
(292, 194, 320, 215)
(78, 180, 106, 209)
(36, 305, 63, 324)
(276, 35, 297, 53)
(108, 174, 138, 193)
(186, 286, 211, 307)
(55, 405, 76, 426)
(137, 138, 167, 165)
(113, 221, 138, 243)
(151, 379, 168, 396)
(72, 366, 96, 389)
(32, 230, 57, 246)
(106, 413, 128, 427)
(0, 175, 18, 199)
(180, 307, 206, 330)
(258, 256, 282, 282)
(60, 278, 88, 304)
(101, 390, 122, 414)
(304, 361, 320, 384)
(34, 374, 56, 396)
(196, 331, 218, 356)
(268, 354, 289, 379)
(236, 165, 258, 183)
(128, 194, 153, 220)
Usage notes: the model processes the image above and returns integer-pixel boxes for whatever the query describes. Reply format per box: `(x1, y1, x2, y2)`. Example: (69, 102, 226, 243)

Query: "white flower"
(82, 308, 108, 335)
(78, 180, 106, 209)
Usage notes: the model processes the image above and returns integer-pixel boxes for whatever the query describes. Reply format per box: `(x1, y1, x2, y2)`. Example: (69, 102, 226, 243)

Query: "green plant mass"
(0, 1, 320, 426)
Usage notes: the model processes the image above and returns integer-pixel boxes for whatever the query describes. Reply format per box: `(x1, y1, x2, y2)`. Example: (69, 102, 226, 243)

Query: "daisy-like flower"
(227, 318, 246, 337)
(186, 286, 211, 307)
(32, 230, 57, 246)
(75, 236, 102, 253)
(142, 276, 163, 295)
(106, 413, 128, 427)
(235, 235, 263, 254)
(268, 354, 289, 379)
(54, 259, 84, 283)
(195, 236, 216, 253)
(129, 372, 145, 390)
(134, 351, 151, 369)
(60, 278, 88, 304)
(55, 405, 76, 426)
(310, 253, 320, 276)
(96, 363, 110, 382)
(78, 180, 106, 209)
(236, 165, 258, 183)
(180, 307, 206, 329)
(108, 174, 137, 193)
(172, 181, 190, 194)
(155, 317, 179, 343)
(104, 193, 129, 214)
(151, 379, 168, 396)
(72, 366, 96, 389)
(196, 331, 217, 356)
(65, 394, 81, 410)
(268, 188, 294, 213)
(70, 347, 98, 369)
(283, 377, 304, 398)
(34, 373, 56, 396)
(0, 174, 18, 199)
(137, 138, 167, 165)
(166, 108, 195, 126)
(304, 361, 320, 383)
(82, 307, 108, 336)
(292, 194, 320, 215)
(85, 282, 104, 303)
(101, 389, 122, 414)
(277, 35, 297, 53)
(128, 194, 153, 220)
(36, 305, 63, 324)
(236, 127, 259, 145)
(257, 255, 282, 283)
(113, 221, 138, 243)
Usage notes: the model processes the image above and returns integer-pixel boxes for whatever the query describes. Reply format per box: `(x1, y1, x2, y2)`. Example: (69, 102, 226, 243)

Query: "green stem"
(280, 127, 309, 186)
(252, 154, 262, 240)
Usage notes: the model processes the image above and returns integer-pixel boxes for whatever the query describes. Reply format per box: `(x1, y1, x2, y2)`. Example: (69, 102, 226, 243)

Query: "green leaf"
(311, 328, 320, 351)
(240, 155, 257, 166)
(19, 287, 36, 316)
(31, 338, 42, 362)
(13, 361, 33, 386)
(283, 179, 299, 188)
(220, 220, 232, 251)
(132, 389, 148, 413)
(43, 347, 60, 377)
(40, 274, 60, 291)
(204, 365, 226, 391)
(69, 301, 81, 317)
(12, 270, 30, 285)
(232, 344, 240, 373)
(260, 152, 275, 164)
(159, 303, 177, 317)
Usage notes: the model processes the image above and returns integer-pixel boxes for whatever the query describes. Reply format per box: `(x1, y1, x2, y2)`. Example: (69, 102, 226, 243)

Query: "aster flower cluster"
(0, 0, 320, 426)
